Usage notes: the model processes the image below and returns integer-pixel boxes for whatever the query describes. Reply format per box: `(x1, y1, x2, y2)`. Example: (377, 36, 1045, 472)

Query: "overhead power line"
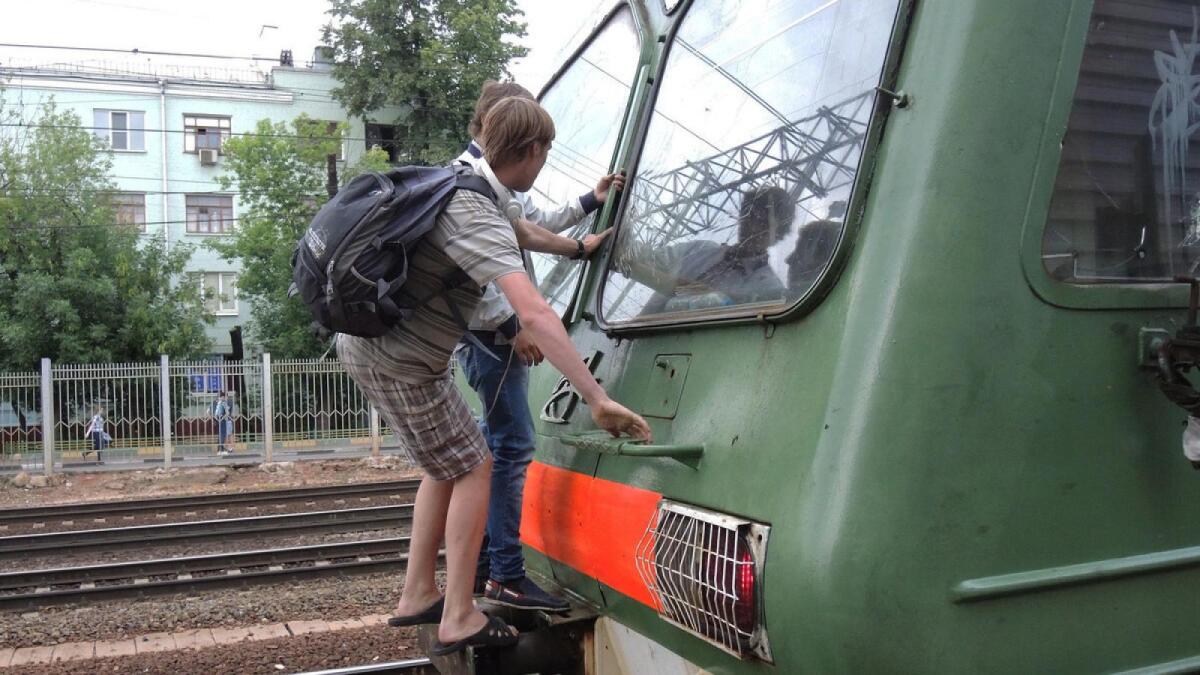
(0, 42, 518, 76)
(0, 42, 300, 63)
(0, 121, 383, 144)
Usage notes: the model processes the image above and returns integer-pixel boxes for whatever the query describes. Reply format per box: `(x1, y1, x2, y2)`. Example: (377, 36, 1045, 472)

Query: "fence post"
(369, 405, 381, 458)
(160, 355, 172, 469)
(40, 358, 53, 477)
(262, 353, 274, 463)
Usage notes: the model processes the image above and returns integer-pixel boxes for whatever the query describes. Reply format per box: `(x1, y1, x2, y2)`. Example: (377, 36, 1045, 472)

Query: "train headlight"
(635, 500, 772, 662)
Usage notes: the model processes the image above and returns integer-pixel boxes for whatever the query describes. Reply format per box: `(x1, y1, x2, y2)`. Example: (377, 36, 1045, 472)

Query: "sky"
(0, 0, 614, 93)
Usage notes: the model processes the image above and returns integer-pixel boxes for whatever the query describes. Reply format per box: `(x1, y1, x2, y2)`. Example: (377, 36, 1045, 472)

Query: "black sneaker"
(483, 576, 570, 612)
(473, 574, 488, 597)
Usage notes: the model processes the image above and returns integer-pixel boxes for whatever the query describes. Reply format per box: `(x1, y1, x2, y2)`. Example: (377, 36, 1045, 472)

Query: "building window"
(186, 194, 234, 234)
(200, 272, 238, 315)
(111, 193, 146, 229)
(93, 109, 145, 151)
(184, 115, 232, 153)
(303, 119, 346, 161)
(365, 123, 400, 162)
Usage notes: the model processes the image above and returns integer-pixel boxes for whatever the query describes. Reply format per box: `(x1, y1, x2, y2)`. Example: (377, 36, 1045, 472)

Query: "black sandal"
(387, 596, 444, 627)
(430, 615, 518, 655)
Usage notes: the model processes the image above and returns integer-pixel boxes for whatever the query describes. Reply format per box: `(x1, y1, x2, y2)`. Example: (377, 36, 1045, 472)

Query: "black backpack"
(291, 165, 496, 338)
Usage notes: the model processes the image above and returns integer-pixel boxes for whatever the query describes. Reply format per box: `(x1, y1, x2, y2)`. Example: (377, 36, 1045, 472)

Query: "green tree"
(322, 0, 528, 164)
(0, 100, 212, 370)
(211, 115, 390, 357)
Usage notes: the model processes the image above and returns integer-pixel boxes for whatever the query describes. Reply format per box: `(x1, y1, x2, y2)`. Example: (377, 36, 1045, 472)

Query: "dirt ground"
(0, 455, 421, 509)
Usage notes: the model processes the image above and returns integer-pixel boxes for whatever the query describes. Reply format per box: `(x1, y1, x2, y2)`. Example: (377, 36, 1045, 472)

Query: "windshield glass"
(1042, 0, 1200, 282)
(526, 6, 641, 315)
(601, 0, 900, 324)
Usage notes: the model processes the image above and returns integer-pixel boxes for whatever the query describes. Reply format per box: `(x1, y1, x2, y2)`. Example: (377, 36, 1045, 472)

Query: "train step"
(416, 591, 597, 675)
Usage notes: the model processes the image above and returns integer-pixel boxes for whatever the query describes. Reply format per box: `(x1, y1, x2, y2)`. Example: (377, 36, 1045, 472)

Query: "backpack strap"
(454, 174, 497, 203)
(377, 267, 500, 360)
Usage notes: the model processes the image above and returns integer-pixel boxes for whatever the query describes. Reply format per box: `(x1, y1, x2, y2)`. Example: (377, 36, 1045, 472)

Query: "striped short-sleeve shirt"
(337, 169, 525, 384)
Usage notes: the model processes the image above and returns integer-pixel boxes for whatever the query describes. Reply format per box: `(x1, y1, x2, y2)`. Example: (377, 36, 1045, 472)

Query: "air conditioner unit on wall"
(199, 148, 218, 165)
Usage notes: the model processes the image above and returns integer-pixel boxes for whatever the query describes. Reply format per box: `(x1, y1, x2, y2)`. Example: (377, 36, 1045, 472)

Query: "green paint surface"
(512, 1, 1200, 672)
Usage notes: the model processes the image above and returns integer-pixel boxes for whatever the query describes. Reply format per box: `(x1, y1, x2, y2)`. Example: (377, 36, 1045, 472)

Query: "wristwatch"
(571, 238, 585, 260)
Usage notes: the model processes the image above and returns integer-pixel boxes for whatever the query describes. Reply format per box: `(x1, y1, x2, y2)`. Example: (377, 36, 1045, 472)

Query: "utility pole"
(326, 154, 338, 199)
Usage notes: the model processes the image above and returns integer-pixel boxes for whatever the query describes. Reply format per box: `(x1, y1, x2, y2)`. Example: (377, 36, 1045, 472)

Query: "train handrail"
(556, 432, 704, 461)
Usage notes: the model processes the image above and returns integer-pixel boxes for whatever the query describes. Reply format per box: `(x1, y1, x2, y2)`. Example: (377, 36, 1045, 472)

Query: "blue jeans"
(218, 419, 231, 452)
(457, 335, 535, 583)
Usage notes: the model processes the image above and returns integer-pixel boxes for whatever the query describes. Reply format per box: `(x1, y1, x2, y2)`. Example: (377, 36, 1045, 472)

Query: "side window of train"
(601, 0, 901, 325)
(526, 6, 641, 316)
(1042, 0, 1200, 284)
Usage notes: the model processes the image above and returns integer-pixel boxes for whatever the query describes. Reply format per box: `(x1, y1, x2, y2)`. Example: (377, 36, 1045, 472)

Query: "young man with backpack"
(455, 81, 624, 612)
(336, 97, 651, 654)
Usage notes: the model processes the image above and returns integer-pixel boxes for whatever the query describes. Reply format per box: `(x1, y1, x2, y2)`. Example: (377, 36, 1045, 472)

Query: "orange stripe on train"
(521, 460, 660, 608)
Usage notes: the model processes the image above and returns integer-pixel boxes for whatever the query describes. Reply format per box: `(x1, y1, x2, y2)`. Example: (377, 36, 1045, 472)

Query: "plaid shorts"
(338, 338, 488, 481)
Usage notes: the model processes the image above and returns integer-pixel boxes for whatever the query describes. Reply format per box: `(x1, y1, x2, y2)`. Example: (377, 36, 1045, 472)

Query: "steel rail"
(292, 659, 436, 675)
(0, 536, 414, 610)
(0, 504, 414, 559)
(0, 479, 420, 524)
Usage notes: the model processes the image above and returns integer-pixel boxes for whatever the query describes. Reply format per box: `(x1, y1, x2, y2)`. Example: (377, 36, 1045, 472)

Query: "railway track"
(0, 504, 414, 560)
(295, 659, 436, 675)
(0, 478, 420, 526)
(0, 536, 415, 610)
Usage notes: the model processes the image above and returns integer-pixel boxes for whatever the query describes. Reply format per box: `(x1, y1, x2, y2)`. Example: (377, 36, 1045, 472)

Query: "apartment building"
(0, 49, 402, 358)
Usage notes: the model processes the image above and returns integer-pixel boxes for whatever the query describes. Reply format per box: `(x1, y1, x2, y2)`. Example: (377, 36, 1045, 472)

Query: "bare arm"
(494, 271, 651, 440)
(514, 218, 612, 258)
(518, 171, 625, 233)
(513, 218, 580, 256)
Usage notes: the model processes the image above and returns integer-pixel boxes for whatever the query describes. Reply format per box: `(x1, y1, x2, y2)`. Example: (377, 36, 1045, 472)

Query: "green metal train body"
(499, 0, 1200, 671)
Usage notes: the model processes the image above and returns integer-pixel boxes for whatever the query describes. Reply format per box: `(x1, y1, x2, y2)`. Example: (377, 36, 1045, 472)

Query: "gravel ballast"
(0, 456, 418, 510)
(0, 458, 439, 673)
(0, 490, 410, 537)
(11, 523, 411, 572)
(0, 568, 415, 647)
(6, 623, 423, 674)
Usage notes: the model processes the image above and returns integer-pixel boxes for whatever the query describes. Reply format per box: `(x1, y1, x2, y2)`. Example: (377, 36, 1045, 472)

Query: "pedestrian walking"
(214, 391, 233, 456)
(83, 405, 107, 464)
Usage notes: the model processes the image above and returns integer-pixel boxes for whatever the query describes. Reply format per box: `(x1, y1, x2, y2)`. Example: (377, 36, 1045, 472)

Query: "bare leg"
(395, 474, 452, 615)
(438, 455, 509, 643)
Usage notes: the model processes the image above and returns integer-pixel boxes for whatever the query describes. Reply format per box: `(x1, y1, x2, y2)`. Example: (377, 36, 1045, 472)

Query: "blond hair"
(469, 80, 535, 138)
(480, 97, 555, 168)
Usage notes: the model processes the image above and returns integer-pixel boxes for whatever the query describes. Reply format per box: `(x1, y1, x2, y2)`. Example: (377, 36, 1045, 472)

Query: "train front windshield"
(602, 0, 901, 324)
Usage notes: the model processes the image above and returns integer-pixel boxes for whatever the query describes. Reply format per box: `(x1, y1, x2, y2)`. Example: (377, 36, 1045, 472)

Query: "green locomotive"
(503, 0, 1200, 671)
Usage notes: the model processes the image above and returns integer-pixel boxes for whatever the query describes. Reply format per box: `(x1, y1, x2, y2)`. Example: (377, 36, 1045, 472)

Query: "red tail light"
(734, 544, 757, 635)
(635, 501, 773, 661)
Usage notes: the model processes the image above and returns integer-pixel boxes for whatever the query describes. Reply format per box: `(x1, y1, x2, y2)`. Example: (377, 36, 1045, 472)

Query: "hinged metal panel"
(643, 354, 690, 419)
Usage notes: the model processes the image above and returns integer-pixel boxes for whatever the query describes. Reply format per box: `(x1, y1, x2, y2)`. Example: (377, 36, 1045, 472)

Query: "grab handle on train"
(556, 431, 704, 463)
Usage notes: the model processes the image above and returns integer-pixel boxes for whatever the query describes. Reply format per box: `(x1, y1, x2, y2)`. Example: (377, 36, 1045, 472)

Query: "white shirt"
(456, 140, 597, 333)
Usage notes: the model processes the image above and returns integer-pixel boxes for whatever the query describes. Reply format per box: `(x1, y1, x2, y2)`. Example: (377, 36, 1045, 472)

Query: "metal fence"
(0, 355, 396, 474)
(0, 371, 41, 472)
